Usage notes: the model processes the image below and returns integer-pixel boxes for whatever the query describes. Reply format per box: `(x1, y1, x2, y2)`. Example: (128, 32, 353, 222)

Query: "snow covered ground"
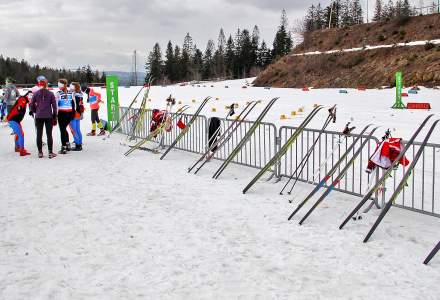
(1, 81, 440, 299)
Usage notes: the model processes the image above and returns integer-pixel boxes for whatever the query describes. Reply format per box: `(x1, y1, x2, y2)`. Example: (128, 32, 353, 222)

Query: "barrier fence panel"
(387, 141, 440, 217)
(118, 107, 439, 218)
(278, 126, 381, 198)
(211, 118, 278, 170)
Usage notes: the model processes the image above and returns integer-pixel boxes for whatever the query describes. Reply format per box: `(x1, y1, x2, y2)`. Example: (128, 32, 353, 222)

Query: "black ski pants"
(36, 118, 53, 153)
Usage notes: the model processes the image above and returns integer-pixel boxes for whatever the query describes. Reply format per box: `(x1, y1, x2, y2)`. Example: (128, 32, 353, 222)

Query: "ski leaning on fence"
(242, 105, 323, 194)
(187, 101, 258, 174)
(188, 101, 257, 173)
(104, 79, 151, 140)
(160, 96, 211, 160)
(339, 114, 435, 230)
(287, 124, 375, 221)
(424, 241, 440, 265)
(124, 105, 190, 156)
(279, 105, 337, 195)
(212, 97, 279, 180)
(307, 123, 356, 190)
(297, 126, 381, 225)
(362, 119, 439, 243)
(127, 82, 154, 141)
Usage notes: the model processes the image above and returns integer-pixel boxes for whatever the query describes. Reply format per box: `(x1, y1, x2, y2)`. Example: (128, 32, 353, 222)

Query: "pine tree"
(251, 26, 260, 71)
(373, 0, 384, 21)
(315, 3, 325, 29)
(164, 41, 177, 83)
(352, 0, 364, 24)
(225, 35, 235, 78)
(214, 29, 226, 78)
(174, 45, 182, 81)
(202, 39, 215, 79)
(258, 40, 272, 68)
(383, 0, 395, 20)
(402, 0, 411, 16)
(192, 47, 203, 81)
(340, 0, 353, 27)
(395, 0, 403, 17)
(181, 33, 193, 81)
(146, 43, 163, 84)
(273, 9, 293, 58)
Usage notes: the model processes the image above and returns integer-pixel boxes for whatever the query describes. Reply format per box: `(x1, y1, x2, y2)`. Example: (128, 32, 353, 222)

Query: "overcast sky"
(0, 0, 378, 72)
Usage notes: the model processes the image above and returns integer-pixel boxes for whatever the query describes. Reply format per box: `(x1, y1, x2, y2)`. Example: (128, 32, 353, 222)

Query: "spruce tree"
(146, 43, 163, 84)
(225, 35, 235, 78)
(273, 9, 292, 58)
(202, 39, 215, 79)
(352, 0, 364, 24)
(373, 0, 383, 21)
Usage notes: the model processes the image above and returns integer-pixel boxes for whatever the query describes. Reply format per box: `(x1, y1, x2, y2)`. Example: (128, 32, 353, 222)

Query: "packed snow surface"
(1, 80, 439, 299)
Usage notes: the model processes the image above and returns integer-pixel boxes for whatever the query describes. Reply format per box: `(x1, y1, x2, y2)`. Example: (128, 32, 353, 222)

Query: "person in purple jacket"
(30, 76, 58, 159)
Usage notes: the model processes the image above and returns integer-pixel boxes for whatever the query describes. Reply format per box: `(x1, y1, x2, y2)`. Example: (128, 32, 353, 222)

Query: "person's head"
(58, 79, 68, 90)
(36, 75, 48, 88)
(5, 77, 15, 85)
(70, 82, 81, 93)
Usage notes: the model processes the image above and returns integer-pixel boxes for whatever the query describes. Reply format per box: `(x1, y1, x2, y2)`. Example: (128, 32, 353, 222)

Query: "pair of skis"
(242, 104, 323, 194)
(287, 124, 379, 221)
(160, 96, 212, 160)
(124, 105, 190, 156)
(279, 105, 337, 196)
(339, 115, 437, 240)
(104, 81, 151, 140)
(188, 102, 259, 174)
(213, 97, 279, 180)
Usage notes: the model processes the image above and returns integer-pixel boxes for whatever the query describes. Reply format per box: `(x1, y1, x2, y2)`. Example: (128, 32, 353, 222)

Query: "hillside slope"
(255, 14, 440, 88)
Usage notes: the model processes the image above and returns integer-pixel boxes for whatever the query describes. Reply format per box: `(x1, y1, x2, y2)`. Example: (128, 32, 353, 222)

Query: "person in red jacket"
(84, 87, 105, 136)
(6, 92, 31, 156)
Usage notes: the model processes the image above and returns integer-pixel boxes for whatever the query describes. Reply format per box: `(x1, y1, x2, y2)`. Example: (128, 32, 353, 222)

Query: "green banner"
(106, 75, 120, 126)
(392, 71, 406, 109)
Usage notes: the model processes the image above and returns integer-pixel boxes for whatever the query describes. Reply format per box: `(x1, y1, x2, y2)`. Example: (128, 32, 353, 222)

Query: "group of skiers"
(0, 76, 106, 158)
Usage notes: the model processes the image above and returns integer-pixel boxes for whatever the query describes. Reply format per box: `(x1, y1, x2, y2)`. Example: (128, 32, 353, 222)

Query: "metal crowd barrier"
(118, 107, 440, 218)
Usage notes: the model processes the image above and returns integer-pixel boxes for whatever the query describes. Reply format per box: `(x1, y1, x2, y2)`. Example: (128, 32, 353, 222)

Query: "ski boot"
(38, 152, 44, 158)
(98, 129, 106, 136)
(48, 152, 57, 159)
(58, 146, 67, 154)
(87, 130, 96, 136)
(20, 149, 31, 156)
(66, 143, 72, 151)
(72, 144, 83, 151)
(15, 145, 20, 153)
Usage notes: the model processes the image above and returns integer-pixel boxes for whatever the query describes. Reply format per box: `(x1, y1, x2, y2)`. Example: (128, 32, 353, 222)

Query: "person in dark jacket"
(6, 92, 31, 156)
(30, 76, 58, 159)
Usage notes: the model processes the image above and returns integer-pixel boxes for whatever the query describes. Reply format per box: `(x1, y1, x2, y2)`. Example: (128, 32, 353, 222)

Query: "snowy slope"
(0, 103, 439, 299)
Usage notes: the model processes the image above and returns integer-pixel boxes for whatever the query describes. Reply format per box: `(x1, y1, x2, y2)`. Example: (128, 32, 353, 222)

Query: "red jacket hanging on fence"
(366, 138, 410, 173)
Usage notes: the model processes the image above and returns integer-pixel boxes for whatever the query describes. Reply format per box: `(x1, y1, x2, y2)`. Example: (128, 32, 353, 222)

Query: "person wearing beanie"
(3, 77, 19, 115)
(69, 82, 84, 151)
(56, 79, 75, 154)
(30, 76, 58, 159)
(84, 87, 105, 136)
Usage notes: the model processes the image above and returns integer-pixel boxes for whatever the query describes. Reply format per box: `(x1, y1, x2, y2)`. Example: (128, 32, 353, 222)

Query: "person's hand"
(52, 118, 58, 126)
(29, 110, 34, 117)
